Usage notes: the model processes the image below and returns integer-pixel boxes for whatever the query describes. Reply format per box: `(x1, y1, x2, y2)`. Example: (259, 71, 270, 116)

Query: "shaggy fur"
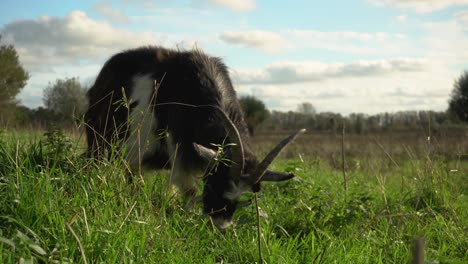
(85, 46, 298, 229)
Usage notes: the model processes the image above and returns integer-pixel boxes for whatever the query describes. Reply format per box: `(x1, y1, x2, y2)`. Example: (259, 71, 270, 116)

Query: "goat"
(84, 46, 305, 230)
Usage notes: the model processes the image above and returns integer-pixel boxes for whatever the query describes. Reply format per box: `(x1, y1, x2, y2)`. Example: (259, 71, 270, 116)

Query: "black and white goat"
(84, 46, 304, 230)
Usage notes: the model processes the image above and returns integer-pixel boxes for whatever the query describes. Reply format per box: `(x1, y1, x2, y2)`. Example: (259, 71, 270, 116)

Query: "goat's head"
(193, 107, 305, 230)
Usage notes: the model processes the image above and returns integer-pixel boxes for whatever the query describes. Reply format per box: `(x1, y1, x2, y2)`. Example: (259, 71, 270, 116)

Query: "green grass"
(0, 129, 467, 263)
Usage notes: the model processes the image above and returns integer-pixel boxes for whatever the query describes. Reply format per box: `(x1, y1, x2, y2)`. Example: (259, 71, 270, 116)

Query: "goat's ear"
(260, 170, 295, 182)
(193, 143, 217, 161)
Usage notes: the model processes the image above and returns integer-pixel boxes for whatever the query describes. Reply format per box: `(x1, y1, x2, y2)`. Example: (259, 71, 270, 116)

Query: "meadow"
(0, 127, 467, 263)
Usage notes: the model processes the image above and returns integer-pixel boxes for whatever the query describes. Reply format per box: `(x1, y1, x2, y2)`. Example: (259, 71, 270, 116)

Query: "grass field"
(0, 128, 467, 263)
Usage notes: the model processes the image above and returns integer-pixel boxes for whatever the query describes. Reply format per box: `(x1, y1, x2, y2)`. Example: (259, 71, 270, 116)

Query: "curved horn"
(249, 129, 306, 185)
(211, 107, 245, 182)
(193, 143, 218, 161)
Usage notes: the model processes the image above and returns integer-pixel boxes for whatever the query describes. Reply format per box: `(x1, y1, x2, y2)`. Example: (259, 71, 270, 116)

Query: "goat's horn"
(249, 129, 306, 185)
(210, 106, 245, 182)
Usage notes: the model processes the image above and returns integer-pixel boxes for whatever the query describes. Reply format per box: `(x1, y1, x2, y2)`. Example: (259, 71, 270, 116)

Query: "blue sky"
(1, 0, 467, 114)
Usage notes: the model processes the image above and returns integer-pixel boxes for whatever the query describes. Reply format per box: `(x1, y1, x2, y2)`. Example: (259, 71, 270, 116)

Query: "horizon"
(1, 0, 467, 115)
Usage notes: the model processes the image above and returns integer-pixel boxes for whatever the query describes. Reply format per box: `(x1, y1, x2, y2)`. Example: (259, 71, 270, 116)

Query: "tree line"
(257, 109, 453, 134)
(1, 38, 468, 133)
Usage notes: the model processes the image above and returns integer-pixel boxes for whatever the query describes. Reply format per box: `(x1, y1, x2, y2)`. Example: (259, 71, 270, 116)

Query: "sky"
(1, 0, 467, 115)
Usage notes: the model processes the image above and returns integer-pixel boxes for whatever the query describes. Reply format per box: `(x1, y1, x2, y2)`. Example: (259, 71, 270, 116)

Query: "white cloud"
(456, 10, 468, 29)
(121, 0, 157, 8)
(396, 14, 408, 22)
(234, 67, 453, 114)
(219, 30, 288, 52)
(220, 29, 412, 55)
(0, 11, 161, 71)
(119, 0, 256, 11)
(208, 0, 256, 12)
(232, 58, 427, 84)
(370, 0, 468, 12)
(0, 10, 166, 107)
(94, 2, 130, 23)
(422, 19, 468, 66)
(231, 53, 457, 114)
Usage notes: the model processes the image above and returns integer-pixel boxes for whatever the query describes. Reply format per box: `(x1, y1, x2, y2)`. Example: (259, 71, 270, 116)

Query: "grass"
(0, 128, 467, 263)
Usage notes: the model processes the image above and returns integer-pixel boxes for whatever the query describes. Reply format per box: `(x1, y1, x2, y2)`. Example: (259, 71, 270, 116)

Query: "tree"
(32, 107, 58, 127)
(14, 105, 33, 126)
(354, 113, 366, 134)
(296, 102, 317, 129)
(0, 35, 29, 123)
(43, 77, 88, 125)
(448, 71, 468, 123)
(297, 102, 316, 115)
(238, 95, 269, 135)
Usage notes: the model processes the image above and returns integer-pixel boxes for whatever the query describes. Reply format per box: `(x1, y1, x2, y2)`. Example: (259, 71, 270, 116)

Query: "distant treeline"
(2, 102, 464, 135)
(2, 105, 64, 129)
(258, 110, 460, 134)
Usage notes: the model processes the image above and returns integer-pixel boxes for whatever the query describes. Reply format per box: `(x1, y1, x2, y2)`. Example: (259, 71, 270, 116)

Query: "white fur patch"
(123, 74, 159, 171)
